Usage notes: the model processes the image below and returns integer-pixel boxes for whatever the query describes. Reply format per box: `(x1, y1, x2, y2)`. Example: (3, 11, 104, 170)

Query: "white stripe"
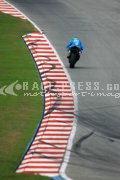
(41, 73, 66, 76)
(41, 73, 66, 77)
(22, 158, 62, 163)
(45, 102, 73, 106)
(42, 116, 73, 120)
(37, 173, 59, 177)
(29, 148, 65, 152)
(31, 142, 66, 148)
(31, 45, 51, 48)
(35, 135, 69, 139)
(30, 49, 53, 53)
(45, 97, 73, 101)
(28, 152, 64, 156)
(44, 93, 51, 97)
(17, 168, 59, 172)
(35, 56, 58, 61)
(40, 121, 73, 126)
(26, 33, 43, 37)
(42, 77, 67, 80)
(29, 46, 52, 50)
(20, 162, 60, 168)
(24, 36, 46, 40)
(12, 14, 24, 17)
(41, 119, 73, 123)
(45, 112, 74, 116)
(24, 153, 62, 159)
(36, 127, 71, 131)
(33, 53, 55, 56)
(16, 169, 58, 177)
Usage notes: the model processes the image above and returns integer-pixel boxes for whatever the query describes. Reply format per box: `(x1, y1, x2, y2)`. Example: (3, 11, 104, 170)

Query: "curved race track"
(8, 0, 120, 179)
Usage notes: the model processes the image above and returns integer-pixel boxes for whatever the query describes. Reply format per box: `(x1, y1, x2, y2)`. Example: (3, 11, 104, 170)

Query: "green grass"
(0, 12, 49, 180)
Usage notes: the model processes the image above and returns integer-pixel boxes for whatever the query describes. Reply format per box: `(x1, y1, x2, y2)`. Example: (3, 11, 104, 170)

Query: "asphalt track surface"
(8, 0, 120, 179)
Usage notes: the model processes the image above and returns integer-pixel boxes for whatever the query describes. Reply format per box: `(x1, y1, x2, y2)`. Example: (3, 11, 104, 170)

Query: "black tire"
(70, 62, 75, 68)
(69, 53, 76, 68)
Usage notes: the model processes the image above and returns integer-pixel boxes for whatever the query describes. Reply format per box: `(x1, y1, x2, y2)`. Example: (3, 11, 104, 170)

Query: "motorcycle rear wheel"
(69, 53, 76, 68)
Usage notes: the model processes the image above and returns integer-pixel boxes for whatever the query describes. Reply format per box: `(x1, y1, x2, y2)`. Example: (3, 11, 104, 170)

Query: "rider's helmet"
(73, 36, 78, 39)
(72, 37, 79, 42)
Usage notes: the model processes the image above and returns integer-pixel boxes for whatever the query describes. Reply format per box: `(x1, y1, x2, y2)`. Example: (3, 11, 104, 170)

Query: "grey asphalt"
(8, 0, 120, 179)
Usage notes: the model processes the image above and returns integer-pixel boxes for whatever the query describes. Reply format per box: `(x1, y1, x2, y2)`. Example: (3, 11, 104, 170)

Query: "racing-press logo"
(1, 81, 120, 98)
(0, 81, 22, 96)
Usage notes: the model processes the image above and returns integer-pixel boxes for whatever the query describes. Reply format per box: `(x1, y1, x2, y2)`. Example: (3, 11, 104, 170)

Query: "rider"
(66, 37, 84, 58)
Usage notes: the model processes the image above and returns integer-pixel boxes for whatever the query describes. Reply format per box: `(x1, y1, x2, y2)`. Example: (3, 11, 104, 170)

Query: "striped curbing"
(15, 32, 74, 178)
(0, 0, 25, 19)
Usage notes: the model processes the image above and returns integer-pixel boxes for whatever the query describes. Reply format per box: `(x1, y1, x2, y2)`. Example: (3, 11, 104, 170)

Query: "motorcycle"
(67, 46, 80, 68)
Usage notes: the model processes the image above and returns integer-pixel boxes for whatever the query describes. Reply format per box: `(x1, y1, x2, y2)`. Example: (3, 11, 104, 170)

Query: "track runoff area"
(0, 0, 76, 179)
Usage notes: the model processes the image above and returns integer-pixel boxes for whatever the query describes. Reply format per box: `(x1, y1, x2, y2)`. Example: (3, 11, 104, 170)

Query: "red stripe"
(21, 161, 61, 165)
(21, 171, 59, 174)
(30, 32, 41, 34)
(19, 165, 60, 169)
(30, 151, 65, 154)
(42, 119, 73, 123)
(31, 143, 68, 148)
(44, 116, 73, 119)
(36, 59, 59, 62)
(45, 103, 74, 107)
(31, 43, 50, 46)
(30, 47, 52, 50)
(38, 137, 69, 140)
(0, 7, 14, 9)
(42, 75, 67, 78)
(32, 51, 55, 54)
(24, 155, 63, 160)
(42, 79, 68, 83)
(30, 146, 65, 150)
(40, 124, 72, 127)
(24, 35, 45, 39)
(23, 155, 62, 160)
(45, 99, 73, 103)
(34, 54, 57, 57)
(44, 111, 73, 114)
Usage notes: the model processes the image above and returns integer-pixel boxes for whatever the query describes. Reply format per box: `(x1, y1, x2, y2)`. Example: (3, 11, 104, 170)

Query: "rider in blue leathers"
(66, 37, 84, 57)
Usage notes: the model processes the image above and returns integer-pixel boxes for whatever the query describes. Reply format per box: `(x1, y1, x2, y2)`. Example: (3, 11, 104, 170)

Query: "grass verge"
(0, 12, 49, 180)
